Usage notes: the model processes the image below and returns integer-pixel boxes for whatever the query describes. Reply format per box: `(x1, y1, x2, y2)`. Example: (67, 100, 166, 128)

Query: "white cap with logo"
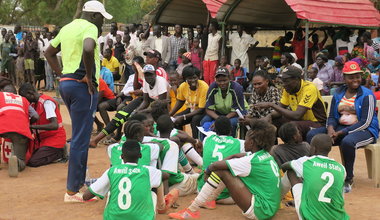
(82, 0, 113, 20)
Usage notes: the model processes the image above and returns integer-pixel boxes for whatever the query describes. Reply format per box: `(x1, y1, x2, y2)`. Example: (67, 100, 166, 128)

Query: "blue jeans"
(306, 126, 375, 180)
(200, 115, 239, 139)
(44, 60, 54, 90)
(59, 80, 98, 192)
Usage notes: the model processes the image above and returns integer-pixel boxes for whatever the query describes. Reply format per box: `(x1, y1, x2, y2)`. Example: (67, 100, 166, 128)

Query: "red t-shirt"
(99, 78, 116, 100)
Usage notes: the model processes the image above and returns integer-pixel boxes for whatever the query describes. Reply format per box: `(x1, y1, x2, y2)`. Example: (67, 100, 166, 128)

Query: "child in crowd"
(176, 52, 192, 75)
(219, 55, 231, 72)
(169, 120, 281, 220)
(307, 67, 323, 95)
(198, 116, 245, 208)
(270, 122, 311, 167)
(177, 48, 187, 66)
(230, 58, 246, 85)
(190, 38, 203, 74)
(15, 49, 25, 87)
(281, 134, 349, 220)
(84, 139, 168, 220)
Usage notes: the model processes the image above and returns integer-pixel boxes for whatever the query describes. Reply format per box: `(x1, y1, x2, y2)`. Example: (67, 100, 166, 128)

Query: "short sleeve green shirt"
(50, 19, 100, 84)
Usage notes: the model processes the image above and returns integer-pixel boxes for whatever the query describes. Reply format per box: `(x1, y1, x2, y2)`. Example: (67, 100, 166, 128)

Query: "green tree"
(0, 0, 157, 26)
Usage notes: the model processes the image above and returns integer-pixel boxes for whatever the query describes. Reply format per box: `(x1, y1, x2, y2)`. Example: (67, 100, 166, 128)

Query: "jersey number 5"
(118, 177, 132, 210)
(212, 145, 226, 161)
(318, 172, 334, 203)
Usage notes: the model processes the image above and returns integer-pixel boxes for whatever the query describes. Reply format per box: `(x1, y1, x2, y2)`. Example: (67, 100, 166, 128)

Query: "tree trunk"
(54, 0, 65, 12)
(73, 0, 84, 19)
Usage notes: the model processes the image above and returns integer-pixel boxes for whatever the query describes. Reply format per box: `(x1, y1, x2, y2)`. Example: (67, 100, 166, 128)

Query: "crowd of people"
(0, 0, 379, 219)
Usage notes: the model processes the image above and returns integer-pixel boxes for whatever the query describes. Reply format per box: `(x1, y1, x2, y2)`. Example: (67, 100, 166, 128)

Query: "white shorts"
(292, 183, 303, 220)
(161, 141, 179, 174)
(242, 194, 257, 219)
(170, 173, 199, 197)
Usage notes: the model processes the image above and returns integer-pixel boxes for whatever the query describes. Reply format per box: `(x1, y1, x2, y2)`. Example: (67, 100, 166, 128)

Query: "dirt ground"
(1, 92, 380, 220)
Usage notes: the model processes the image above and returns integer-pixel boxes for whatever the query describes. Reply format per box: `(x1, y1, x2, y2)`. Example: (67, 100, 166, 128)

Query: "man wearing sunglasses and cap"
(144, 49, 168, 80)
(254, 65, 327, 141)
(44, 0, 113, 202)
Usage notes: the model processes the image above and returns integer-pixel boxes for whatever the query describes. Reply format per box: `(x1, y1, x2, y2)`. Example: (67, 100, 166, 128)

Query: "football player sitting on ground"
(107, 119, 160, 167)
(19, 83, 67, 167)
(198, 116, 246, 208)
(156, 115, 200, 197)
(281, 134, 349, 220)
(169, 120, 281, 219)
(270, 122, 311, 167)
(83, 140, 169, 220)
(150, 100, 203, 169)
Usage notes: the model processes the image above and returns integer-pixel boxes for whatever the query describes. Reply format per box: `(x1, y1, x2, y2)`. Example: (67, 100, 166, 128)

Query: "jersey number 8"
(118, 177, 132, 210)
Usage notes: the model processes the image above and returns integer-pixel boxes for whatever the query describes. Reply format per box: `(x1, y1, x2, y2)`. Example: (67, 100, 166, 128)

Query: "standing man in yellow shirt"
(44, 0, 112, 202)
(170, 65, 209, 138)
(102, 48, 120, 80)
(254, 66, 327, 140)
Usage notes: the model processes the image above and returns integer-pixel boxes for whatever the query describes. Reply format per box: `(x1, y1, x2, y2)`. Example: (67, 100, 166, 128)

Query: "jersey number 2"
(212, 145, 226, 161)
(118, 177, 132, 210)
(318, 172, 334, 203)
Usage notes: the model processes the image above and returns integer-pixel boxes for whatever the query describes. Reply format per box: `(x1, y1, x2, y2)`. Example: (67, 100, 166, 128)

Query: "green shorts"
(0, 59, 11, 72)
(24, 59, 35, 70)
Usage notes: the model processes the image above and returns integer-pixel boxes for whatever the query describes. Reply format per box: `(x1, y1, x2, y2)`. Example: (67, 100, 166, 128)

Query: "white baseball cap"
(82, 1, 113, 20)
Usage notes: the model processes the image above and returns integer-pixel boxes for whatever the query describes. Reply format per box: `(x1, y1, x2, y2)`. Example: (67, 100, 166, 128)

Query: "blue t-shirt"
(100, 67, 115, 92)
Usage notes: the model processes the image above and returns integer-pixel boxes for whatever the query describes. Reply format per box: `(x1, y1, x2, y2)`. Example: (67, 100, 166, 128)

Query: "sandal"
(101, 138, 118, 145)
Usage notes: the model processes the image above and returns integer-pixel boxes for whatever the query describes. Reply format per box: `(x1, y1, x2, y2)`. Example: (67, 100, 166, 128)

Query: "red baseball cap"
(342, 61, 363, 75)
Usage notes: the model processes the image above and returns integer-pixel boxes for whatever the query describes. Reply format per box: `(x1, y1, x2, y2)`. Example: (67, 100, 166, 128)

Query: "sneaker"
(168, 208, 200, 219)
(200, 200, 216, 210)
(344, 179, 353, 193)
(157, 188, 180, 214)
(8, 155, 18, 177)
(64, 192, 97, 203)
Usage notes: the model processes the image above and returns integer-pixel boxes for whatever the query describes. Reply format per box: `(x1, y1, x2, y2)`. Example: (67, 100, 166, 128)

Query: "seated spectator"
(0, 83, 38, 177)
(168, 71, 186, 115)
(200, 67, 246, 138)
(94, 78, 116, 132)
(143, 49, 168, 80)
(270, 122, 311, 167)
(170, 66, 209, 138)
(19, 83, 67, 167)
(306, 61, 378, 193)
(100, 64, 114, 92)
(135, 64, 168, 113)
(102, 48, 120, 81)
(330, 56, 346, 95)
(280, 52, 294, 71)
(176, 52, 192, 75)
(368, 57, 380, 73)
(219, 55, 231, 71)
(240, 70, 281, 126)
(230, 58, 247, 86)
(254, 66, 327, 141)
(177, 48, 187, 67)
(312, 53, 334, 95)
(307, 67, 323, 95)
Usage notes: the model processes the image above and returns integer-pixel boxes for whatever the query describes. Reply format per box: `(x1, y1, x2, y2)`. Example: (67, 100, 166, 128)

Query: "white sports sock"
(182, 163, 194, 174)
(188, 172, 222, 212)
(182, 143, 203, 166)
